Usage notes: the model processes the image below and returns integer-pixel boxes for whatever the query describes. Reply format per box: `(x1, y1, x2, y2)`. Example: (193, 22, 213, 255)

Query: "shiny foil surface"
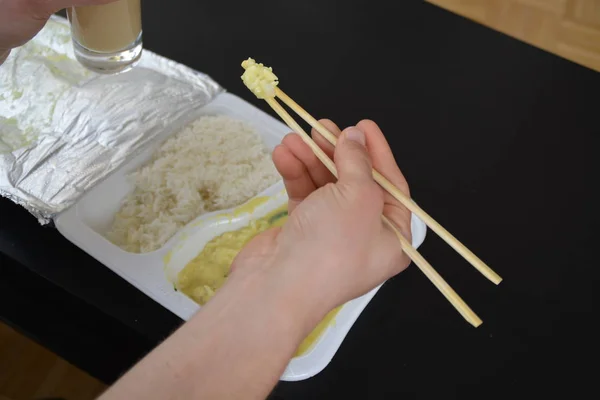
(0, 16, 223, 223)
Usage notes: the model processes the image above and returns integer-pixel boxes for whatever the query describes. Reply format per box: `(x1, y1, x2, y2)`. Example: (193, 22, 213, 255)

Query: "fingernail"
(345, 127, 366, 146)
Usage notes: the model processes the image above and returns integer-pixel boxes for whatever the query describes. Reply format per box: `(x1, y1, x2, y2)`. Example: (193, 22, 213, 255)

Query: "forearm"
(98, 268, 315, 400)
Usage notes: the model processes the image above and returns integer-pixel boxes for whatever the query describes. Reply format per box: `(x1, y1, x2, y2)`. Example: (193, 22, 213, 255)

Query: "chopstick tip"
(471, 318, 483, 328)
(490, 274, 503, 285)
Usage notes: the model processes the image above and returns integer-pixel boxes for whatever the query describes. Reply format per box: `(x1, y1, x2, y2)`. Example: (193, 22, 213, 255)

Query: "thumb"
(334, 127, 373, 184)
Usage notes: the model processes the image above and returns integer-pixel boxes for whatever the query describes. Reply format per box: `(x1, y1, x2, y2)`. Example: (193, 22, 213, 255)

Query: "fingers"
(311, 119, 341, 160)
(334, 127, 374, 185)
(281, 133, 335, 188)
(20, 0, 117, 20)
(272, 143, 316, 214)
(275, 119, 341, 191)
(0, 0, 119, 57)
(273, 118, 410, 237)
(355, 119, 412, 241)
(356, 119, 410, 197)
(272, 119, 340, 214)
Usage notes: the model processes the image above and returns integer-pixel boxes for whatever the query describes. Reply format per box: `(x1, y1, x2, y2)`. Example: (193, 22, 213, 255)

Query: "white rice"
(105, 115, 281, 253)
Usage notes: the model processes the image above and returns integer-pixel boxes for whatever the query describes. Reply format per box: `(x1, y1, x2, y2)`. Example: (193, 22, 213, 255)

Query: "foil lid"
(0, 16, 224, 224)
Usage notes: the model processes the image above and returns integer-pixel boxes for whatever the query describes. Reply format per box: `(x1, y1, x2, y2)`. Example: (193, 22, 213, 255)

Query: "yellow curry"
(177, 204, 340, 357)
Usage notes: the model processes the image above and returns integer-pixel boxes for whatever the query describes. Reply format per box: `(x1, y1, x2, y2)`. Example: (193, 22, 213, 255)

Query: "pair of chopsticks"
(247, 76, 501, 327)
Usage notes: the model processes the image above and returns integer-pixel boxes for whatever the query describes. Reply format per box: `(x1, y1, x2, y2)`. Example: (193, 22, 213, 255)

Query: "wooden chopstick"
(265, 96, 483, 328)
(274, 88, 502, 285)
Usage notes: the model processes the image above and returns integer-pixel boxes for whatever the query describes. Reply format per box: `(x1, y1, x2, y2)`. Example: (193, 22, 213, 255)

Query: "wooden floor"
(1, 2, 599, 400)
(427, 0, 600, 72)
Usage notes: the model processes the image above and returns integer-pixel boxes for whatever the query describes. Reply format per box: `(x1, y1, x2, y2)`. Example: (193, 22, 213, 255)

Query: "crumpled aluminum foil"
(0, 16, 223, 224)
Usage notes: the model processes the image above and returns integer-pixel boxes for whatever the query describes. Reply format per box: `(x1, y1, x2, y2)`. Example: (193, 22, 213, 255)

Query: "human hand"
(230, 119, 412, 330)
(97, 120, 413, 400)
(0, 0, 116, 64)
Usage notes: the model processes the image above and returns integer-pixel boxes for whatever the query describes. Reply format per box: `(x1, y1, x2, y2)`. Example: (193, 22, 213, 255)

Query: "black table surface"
(1, 1, 599, 398)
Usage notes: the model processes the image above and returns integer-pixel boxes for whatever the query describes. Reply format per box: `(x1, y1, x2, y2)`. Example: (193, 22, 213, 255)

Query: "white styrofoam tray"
(55, 92, 427, 381)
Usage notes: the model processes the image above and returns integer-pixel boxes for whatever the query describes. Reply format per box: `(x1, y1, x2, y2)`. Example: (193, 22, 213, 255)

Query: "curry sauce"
(177, 204, 340, 356)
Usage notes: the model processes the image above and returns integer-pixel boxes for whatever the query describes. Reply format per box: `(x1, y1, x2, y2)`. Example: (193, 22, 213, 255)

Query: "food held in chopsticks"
(240, 57, 500, 327)
(241, 58, 279, 99)
(177, 204, 341, 356)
